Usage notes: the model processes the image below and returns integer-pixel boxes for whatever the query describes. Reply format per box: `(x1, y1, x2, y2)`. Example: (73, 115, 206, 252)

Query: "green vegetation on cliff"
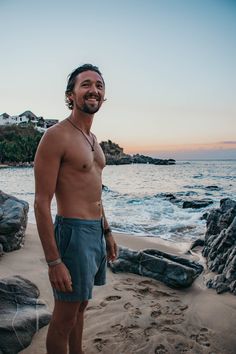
(0, 125, 43, 163)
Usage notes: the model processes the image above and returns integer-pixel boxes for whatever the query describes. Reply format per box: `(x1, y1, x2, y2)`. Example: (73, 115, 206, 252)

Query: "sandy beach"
(1, 224, 236, 354)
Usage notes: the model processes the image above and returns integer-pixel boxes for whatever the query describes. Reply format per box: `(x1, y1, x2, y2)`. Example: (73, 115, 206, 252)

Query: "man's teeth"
(86, 98, 98, 103)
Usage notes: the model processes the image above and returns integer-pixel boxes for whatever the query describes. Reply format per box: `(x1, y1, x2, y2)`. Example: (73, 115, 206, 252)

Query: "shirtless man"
(34, 64, 117, 354)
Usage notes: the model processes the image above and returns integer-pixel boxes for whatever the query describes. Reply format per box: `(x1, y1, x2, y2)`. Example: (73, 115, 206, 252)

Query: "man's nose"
(88, 83, 98, 94)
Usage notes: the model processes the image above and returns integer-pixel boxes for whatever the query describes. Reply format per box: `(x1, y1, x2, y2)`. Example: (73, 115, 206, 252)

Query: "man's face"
(68, 70, 105, 114)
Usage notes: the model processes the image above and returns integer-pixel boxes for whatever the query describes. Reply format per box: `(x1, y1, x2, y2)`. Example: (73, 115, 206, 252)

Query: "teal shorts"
(53, 215, 107, 302)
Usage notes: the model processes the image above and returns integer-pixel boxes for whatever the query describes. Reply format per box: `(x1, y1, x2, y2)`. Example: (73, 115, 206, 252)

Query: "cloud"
(219, 141, 236, 145)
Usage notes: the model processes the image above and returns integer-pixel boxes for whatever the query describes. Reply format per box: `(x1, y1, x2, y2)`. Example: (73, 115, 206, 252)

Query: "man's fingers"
(49, 273, 72, 292)
(51, 278, 72, 292)
(65, 278, 73, 292)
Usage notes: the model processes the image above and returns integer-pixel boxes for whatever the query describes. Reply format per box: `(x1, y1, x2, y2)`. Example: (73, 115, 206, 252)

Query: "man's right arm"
(34, 127, 72, 293)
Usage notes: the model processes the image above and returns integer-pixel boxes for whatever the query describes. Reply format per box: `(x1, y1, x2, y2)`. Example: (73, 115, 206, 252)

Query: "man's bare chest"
(62, 139, 106, 172)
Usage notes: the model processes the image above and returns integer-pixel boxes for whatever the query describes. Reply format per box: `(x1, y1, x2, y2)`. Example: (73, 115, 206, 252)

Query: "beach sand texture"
(1, 224, 236, 354)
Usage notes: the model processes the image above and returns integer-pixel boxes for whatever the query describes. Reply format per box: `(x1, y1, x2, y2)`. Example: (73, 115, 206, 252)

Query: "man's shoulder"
(44, 119, 70, 140)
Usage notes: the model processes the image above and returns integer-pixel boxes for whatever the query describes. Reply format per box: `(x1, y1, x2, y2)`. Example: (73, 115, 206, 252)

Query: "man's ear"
(65, 92, 74, 109)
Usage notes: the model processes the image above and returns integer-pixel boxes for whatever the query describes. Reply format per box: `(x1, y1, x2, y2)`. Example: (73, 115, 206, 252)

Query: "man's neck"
(69, 111, 94, 134)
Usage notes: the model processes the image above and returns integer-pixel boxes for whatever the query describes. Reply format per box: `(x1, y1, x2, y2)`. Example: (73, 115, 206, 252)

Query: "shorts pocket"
(55, 223, 74, 259)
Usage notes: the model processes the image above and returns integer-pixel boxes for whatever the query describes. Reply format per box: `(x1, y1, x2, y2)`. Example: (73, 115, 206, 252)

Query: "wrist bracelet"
(104, 227, 112, 236)
(47, 258, 62, 267)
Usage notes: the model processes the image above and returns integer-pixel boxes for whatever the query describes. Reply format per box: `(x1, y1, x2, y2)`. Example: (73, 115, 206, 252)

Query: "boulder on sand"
(109, 246, 203, 288)
(0, 190, 29, 252)
(0, 275, 51, 354)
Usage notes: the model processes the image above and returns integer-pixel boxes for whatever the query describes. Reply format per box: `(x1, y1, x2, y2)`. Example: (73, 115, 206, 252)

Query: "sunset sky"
(0, 0, 235, 160)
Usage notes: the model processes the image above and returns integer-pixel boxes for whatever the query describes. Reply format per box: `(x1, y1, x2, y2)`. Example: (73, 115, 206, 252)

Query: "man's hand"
(105, 234, 118, 262)
(48, 262, 73, 292)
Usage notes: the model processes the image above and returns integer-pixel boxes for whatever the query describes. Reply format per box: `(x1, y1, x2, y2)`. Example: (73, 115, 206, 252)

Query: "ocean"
(1, 160, 235, 242)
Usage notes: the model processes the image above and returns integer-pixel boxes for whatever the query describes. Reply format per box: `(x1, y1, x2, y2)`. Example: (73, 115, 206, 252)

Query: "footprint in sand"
(124, 302, 142, 318)
(111, 323, 123, 330)
(121, 278, 134, 285)
(190, 328, 210, 347)
(155, 344, 168, 354)
(137, 286, 151, 295)
(119, 324, 140, 339)
(151, 309, 162, 318)
(138, 279, 155, 286)
(144, 322, 159, 337)
(93, 338, 108, 352)
(124, 302, 133, 310)
(175, 341, 193, 353)
(162, 304, 188, 316)
(151, 302, 161, 309)
(106, 295, 122, 301)
(167, 298, 181, 303)
(100, 295, 121, 307)
(86, 305, 102, 311)
(153, 289, 172, 298)
(161, 326, 178, 334)
(111, 323, 141, 340)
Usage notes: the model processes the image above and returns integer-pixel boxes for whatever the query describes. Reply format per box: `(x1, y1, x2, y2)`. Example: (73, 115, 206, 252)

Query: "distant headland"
(100, 140, 175, 165)
(0, 111, 175, 166)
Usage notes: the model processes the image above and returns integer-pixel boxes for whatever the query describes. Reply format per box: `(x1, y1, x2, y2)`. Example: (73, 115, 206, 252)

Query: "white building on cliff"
(0, 111, 58, 129)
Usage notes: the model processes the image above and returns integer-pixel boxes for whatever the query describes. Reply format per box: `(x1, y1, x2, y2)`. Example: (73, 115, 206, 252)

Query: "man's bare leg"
(46, 300, 81, 354)
(69, 301, 88, 354)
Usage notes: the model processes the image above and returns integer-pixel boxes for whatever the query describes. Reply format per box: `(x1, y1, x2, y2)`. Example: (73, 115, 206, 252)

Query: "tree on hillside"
(0, 125, 43, 163)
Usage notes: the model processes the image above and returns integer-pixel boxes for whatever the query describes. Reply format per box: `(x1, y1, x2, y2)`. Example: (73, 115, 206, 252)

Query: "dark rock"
(158, 193, 182, 205)
(182, 191, 198, 196)
(201, 212, 209, 220)
(205, 185, 221, 191)
(159, 193, 213, 210)
(0, 275, 51, 354)
(0, 191, 29, 252)
(159, 193, 177, 201)
(202, 198, 236, 295)
(109, 246, 203, 289)
(190, 238, 205, 250)
(182, 199, 213, 209)
(204, 198, 236, 241)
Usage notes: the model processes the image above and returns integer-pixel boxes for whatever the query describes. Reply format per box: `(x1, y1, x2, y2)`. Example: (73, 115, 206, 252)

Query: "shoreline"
(1, 224, 236, 354)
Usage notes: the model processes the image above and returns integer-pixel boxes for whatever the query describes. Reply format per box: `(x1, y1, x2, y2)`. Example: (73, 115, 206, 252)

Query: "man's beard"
(75, 101, 101, 114)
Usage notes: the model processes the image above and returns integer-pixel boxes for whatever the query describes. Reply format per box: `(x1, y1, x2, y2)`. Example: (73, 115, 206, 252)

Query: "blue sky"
(0, 0, 235, 159)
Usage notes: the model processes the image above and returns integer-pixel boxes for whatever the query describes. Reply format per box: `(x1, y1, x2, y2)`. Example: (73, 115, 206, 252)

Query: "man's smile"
(84, 94, 100, 103)
(86, 98, 99, 103)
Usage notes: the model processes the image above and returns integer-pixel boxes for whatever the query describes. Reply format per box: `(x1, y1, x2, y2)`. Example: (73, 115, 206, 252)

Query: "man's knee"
(78, 300, 88, 313)
(50, 309, 76, 337)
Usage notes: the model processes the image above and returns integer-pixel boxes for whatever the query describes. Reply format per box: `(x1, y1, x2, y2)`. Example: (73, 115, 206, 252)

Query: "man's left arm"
(102, 204, 118, 262)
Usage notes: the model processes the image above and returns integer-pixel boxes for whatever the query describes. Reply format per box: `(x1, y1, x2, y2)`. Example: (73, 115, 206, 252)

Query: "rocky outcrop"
(100, 140, 175, 165)
(132, 154, 175, 165)
(182, 199, 213, 209)
(109, 246, 203, 288)
(159, 193, 213, 209)
(0, 191, 29, 252)
(0, 275, 51, 354)
(202, 198, 236, 294)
